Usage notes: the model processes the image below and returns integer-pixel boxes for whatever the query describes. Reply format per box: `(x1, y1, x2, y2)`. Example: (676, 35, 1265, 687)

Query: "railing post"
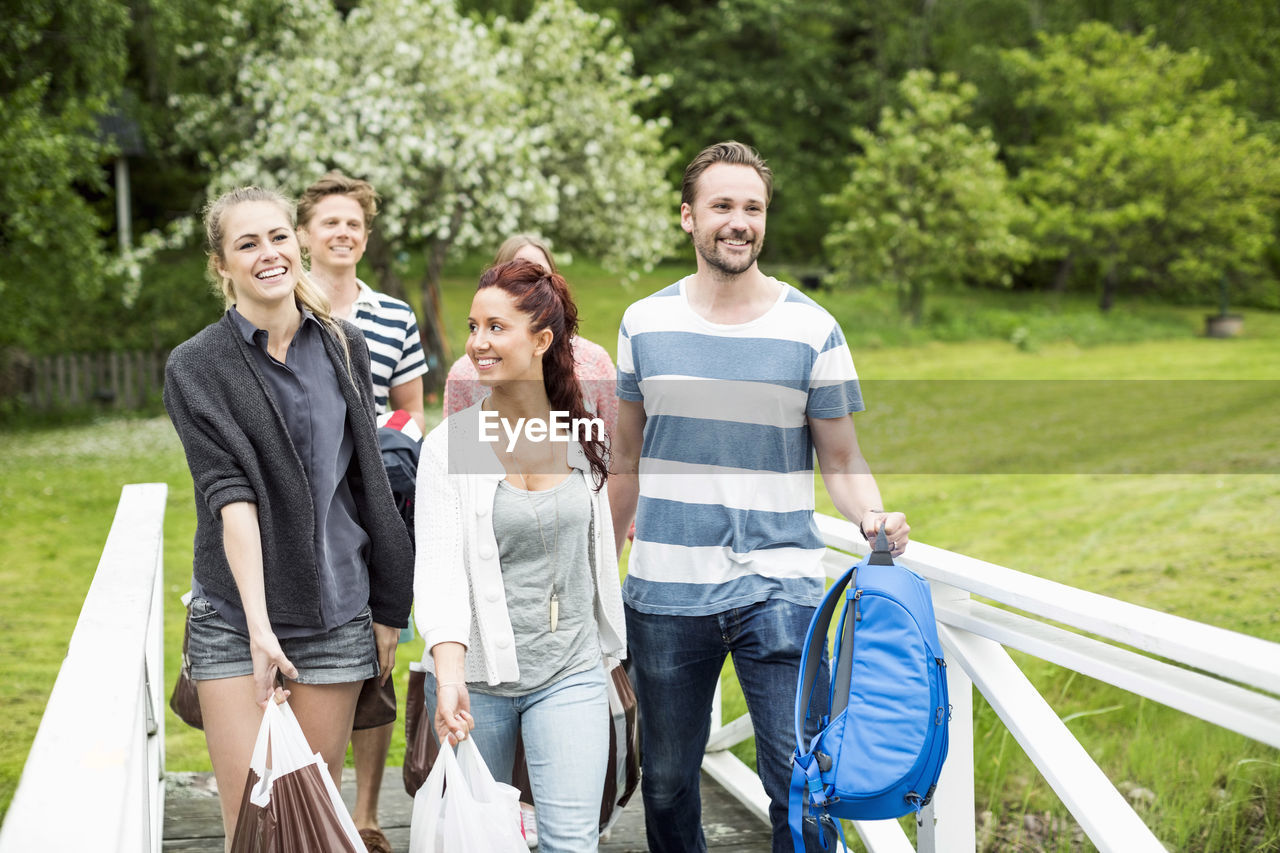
(919, 581, 976, 853)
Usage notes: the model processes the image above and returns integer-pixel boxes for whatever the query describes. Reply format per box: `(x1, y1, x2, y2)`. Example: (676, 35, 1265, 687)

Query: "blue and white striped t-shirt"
(349, 280, 428, 414)
(617, 277, 864, 616)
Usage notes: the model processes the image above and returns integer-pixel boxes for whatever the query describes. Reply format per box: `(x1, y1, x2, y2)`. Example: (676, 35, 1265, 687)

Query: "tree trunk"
(416, 259, 449, 395)
(364, 229, 406, 301)
(1099, 263, 1116, 313)
(1052, 254, 1074, 294)
(908, 279, 926, 326)
(918, 0, 937, 66)
(413, 200, 467, 394)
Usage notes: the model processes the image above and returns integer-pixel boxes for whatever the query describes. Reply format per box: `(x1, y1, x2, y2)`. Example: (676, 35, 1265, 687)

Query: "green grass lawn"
(1, 269, 1277, 850)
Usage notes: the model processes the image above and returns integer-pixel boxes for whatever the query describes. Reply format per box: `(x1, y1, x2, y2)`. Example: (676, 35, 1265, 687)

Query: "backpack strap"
(790, 564, 857, 852)
(793, 564, 855, 747)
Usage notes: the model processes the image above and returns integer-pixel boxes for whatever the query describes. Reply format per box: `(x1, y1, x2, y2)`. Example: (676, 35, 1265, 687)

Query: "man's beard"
(694, 228, 762, 276)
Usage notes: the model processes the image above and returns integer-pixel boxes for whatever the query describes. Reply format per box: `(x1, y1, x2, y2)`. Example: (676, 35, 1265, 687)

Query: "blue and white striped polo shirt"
(349, 280, 428, 414)
(617, 277, 863, 615)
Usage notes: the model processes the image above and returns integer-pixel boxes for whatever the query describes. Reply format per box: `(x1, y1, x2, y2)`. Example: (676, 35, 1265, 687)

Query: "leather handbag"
(169, 605, 203, 729)
(403, 663, 441, 797)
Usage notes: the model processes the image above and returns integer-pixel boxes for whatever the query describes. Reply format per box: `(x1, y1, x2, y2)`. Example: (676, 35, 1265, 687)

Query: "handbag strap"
(793, 564, 855, 749)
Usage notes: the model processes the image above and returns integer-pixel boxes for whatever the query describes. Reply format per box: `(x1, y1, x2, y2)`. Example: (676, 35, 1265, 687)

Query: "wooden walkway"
(163, 766, 772, 852)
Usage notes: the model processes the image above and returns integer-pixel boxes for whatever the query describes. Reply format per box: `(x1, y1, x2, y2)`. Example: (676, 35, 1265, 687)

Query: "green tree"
(121, 0, 329, 228)
(1003, 23, 1280, 310)
(159, 0, 675, 382)
(569, 0, 886, 264)
(823, 70, 1031, 323)
(0, 0, 130, 351)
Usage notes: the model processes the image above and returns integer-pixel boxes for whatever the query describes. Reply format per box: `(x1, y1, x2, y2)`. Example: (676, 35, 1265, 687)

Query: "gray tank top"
(476, 469, 601, 696)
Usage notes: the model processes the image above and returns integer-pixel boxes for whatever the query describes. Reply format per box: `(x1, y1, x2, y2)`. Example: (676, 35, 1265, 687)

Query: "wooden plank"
(919, 613, 978, 853)
(110, 349, 122, 407)
(165, 766, 770, 851)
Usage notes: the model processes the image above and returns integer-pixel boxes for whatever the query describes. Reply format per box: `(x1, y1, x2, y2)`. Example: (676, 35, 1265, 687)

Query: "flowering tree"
(166, 0, 675, 380)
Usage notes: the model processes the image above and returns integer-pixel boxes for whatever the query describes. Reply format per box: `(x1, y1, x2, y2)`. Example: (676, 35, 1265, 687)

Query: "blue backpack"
(788, 528, 950, 850)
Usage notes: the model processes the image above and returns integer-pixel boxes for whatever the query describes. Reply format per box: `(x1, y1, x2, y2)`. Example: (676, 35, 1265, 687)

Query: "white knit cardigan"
(413, 402, 626, 685)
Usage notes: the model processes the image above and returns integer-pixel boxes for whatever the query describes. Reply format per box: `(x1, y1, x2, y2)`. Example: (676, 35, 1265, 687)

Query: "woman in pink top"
(444, 235, 617, 440)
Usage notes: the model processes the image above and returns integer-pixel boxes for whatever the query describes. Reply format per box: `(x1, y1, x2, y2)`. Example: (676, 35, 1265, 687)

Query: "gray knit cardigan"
(164, 311, 413, 630)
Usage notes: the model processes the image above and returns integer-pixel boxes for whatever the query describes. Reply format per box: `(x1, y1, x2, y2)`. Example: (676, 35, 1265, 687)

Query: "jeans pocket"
(188, 596, 220, 623)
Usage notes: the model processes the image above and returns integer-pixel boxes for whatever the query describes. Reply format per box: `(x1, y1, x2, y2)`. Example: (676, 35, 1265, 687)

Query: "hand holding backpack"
(788, 526, 950, 850)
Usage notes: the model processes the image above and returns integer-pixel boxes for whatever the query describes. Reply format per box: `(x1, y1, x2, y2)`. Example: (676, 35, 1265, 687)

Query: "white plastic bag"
(409, 736, 526, 853)
(229, 700, 364, 852)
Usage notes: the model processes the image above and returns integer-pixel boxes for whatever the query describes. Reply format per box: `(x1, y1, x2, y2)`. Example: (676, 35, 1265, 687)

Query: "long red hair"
(477, 259, 608, 488)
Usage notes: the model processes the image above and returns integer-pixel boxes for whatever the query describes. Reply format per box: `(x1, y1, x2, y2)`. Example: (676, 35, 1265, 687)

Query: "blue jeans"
(423, 664, 609, 853)
(626, 599, 831, 853)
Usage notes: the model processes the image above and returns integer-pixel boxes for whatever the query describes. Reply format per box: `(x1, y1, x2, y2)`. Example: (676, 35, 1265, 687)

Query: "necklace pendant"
(549, 592, 559, 633)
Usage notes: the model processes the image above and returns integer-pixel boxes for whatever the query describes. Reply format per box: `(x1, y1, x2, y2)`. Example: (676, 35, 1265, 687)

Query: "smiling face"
(466, 286, 553, 387)
(680, 162, 767, 277)
(298, 193, 369, 274)
(214, 200, 302, 315)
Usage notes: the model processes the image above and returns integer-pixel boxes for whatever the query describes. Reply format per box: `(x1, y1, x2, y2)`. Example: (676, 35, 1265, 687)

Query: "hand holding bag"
(229, 700, 365, 853)
(409, 736, 526, 853)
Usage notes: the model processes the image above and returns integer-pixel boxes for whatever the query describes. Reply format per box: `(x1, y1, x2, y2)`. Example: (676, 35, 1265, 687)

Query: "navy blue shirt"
(192, 307, 370, 637)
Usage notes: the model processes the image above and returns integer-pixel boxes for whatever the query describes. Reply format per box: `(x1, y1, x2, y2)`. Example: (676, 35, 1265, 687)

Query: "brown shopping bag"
(600, 656, 641, 832)
(403, 662, 441, 797)
(229, 700, 364, 852)
(510, 657, 641, 833)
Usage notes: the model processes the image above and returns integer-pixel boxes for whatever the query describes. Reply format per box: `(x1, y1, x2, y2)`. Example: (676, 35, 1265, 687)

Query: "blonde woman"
(164, 186, 413, 845)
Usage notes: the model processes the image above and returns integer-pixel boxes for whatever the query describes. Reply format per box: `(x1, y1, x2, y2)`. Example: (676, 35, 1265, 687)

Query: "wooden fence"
(18, 350, 169, 411)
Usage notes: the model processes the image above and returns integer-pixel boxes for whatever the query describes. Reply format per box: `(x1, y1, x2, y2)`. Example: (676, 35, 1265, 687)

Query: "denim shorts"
(187, 596, 380, 684)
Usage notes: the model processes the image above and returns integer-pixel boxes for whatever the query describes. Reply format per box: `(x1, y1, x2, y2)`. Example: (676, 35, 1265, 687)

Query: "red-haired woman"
(443, 235, 618, 440)
(413, 260, 626, 852)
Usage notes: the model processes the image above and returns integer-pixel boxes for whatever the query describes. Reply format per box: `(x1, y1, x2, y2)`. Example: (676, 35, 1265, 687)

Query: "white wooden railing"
(703, 512, 1280, 853)
(6, 488, 1279, 853)
(0, 483, 168, 853)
